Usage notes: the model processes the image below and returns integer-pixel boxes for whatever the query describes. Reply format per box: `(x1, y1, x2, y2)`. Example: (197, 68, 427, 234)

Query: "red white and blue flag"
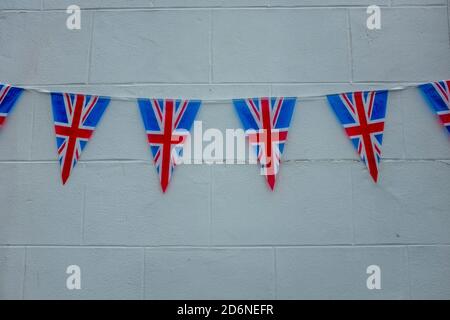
(233, 97, 296, 190)
(0, 84, 24, 129)
(327, 90, 388, 183)
(419, 80, 450, 136)
(51, 93, 110, 185)
(138, 99, 201, 193)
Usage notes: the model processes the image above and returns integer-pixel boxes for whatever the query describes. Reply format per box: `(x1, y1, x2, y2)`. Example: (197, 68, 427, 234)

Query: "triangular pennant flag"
(51, 92, 110, 185)
(0, 84, 24, 128)
(233, 97, 296, 190)
(327, 90, 388, 183)
(137, 99, 201, 193)
(419, 80, 450, 136)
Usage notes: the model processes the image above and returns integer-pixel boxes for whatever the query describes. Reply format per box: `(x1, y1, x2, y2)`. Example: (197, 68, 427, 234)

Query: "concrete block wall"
(0, 0, 449, 299)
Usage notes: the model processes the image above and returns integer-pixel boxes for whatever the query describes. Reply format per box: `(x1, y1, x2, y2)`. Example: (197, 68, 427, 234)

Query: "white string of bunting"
(9, 82, 420, 103)
(0, 80, 449, 192)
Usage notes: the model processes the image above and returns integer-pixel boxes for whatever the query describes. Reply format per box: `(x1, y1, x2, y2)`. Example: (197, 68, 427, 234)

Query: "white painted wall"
(0, 0, 449, 299)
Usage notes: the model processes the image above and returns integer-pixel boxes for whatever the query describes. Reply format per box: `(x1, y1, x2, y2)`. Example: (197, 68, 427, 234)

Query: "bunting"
(233, 97, 296, 190)
(419, 80, 450, 136)
(327, 91, 388, 183)
(0, 84, 23, 129)
(51, 93, 110, 185)
(138, 99, 201, 192)
(0, 80, 448, 191)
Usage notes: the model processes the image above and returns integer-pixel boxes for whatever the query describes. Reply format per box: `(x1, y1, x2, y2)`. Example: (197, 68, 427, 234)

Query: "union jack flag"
(51, 93, 110, 185)
(327, 90, 388, 183)
(0, 84, 24, 129)
(138, 99, 201, 193)
(419, 80, 450, 136)
(233, 97, 296, 190)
